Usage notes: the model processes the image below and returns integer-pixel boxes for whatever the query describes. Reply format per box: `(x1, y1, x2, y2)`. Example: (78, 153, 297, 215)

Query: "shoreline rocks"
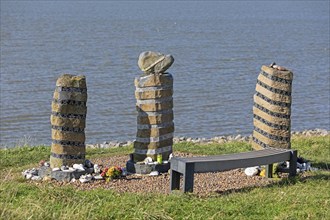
(2, 129, 328, 150)
(85, 129, 329, 149)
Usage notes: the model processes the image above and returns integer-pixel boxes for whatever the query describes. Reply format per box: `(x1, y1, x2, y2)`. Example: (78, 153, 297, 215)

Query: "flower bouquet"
(100, 166, 122, 182)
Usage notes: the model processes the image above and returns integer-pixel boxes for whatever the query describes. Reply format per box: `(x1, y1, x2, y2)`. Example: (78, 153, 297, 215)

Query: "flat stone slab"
(38, 166, 93, 182)
(126, 160, 170, 174)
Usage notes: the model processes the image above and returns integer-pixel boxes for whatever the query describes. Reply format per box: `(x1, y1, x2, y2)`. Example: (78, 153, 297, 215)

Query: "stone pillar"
(252, 64, 293, 150)
(50, 74, 87, 168)
(133, 73, 174, 162)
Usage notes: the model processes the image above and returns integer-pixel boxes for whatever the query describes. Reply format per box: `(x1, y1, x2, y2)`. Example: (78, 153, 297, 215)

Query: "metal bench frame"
(170, 148, 297, 192)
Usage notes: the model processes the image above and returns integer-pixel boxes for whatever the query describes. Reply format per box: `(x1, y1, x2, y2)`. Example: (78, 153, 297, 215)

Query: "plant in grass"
(100, 166, 122, 182)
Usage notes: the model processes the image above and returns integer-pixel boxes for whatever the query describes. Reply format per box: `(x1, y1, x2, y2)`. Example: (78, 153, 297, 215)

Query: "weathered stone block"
(136, 125, 175, 138)
(137, 112, 173, 124)
(136, 100, 173, 112)
(135, 73, 173, 88)
(135, 89, 173, 100)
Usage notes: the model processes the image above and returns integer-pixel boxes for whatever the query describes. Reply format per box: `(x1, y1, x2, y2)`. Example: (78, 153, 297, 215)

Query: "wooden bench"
(170, 148, 297, 192)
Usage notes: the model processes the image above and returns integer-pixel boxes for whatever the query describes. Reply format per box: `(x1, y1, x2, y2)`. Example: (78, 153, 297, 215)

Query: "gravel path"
(55, 153, 274, 196)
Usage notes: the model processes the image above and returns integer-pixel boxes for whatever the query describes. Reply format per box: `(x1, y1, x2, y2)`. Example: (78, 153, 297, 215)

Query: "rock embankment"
(86, 129, 329, 149)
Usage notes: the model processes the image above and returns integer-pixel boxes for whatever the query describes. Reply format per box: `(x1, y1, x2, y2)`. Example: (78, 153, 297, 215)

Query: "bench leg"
(266, 164, 273, 178)
(289, 150, 297, 177)
(183, 163, 194, 193)
(170, 170, 181, 191)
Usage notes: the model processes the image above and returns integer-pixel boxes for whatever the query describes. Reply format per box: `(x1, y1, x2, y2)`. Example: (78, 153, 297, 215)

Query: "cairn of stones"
(131, 51, 175, 167)
(50, 74, 87, 168)
(252, 63, 293, 150)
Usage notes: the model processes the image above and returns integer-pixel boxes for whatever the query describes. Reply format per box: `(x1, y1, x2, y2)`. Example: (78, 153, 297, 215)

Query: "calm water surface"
(1, 1, 329, 147)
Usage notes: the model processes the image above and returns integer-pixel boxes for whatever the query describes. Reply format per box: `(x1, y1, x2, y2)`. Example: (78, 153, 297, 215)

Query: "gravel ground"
(52, 153, 275, 197)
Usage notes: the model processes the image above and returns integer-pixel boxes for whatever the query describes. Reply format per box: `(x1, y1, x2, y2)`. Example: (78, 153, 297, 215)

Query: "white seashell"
(44, 162, 50, 167)
(144, 157, 153, 164)
(244, 167, 259, 176)
(163, 160, 168, 164)
(169, 153, 173, 161)
(52, 167, 60, 171)
(25, 173, 33, 179)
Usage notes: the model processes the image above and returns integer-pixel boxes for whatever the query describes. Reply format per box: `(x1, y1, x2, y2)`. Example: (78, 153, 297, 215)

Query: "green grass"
(0, 135, 329, 220)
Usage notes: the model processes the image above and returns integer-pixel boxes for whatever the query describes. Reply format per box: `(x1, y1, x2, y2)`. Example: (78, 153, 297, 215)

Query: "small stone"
(25, 173, 33, 179)
(179, 136, 186, 141)
(71, 178, 76, 183)
(107, 141, 116, 147)
(235, 134, 242, 140)
(39, 160, 45, 167)
(84, 160, 93, 168)
(44, 162, 50, 167)
(31, 176, 42, 181)
(52, 167, 60, 171)
(43, 176, 52, 181)
(121, 168, 127, 176)
(149, 171, 159, 176)
(93, 175, 104, 180)
(62, 169, 73, 173)
(61, 166, 69, 171)
(73, 164, 85, 171)
(79, 174, 92, 183)
(86, 168, 94, 174)
(94, 164, 101, 174)
(86, 144, 95, 149)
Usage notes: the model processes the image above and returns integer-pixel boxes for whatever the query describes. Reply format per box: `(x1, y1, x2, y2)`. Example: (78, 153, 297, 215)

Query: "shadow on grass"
(310, 162, 329, 170)
(214, 172, 330, 196)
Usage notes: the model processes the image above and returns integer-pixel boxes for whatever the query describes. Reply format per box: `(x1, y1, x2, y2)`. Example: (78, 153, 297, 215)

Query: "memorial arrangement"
(20, 55, 319, 194)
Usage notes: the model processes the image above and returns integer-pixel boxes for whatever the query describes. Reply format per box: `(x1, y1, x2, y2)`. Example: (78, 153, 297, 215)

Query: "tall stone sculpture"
(252, 63, 293, 150)
(50, 74, 87, 168)
(127, 51, 174, 173)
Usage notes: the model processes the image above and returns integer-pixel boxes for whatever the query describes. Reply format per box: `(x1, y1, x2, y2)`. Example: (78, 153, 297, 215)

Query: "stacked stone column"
(50, 74, 87, 168)
(252, 65, 293, 150)
(133, 73, 174, 162)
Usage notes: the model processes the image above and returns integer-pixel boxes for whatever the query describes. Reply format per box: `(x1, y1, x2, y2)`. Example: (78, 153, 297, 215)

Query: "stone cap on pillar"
(138, 51, 174, 75)
(56, 74, 87, 88)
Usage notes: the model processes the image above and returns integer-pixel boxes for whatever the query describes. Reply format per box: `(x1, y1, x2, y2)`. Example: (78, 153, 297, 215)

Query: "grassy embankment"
(0, 135, 329, 219)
